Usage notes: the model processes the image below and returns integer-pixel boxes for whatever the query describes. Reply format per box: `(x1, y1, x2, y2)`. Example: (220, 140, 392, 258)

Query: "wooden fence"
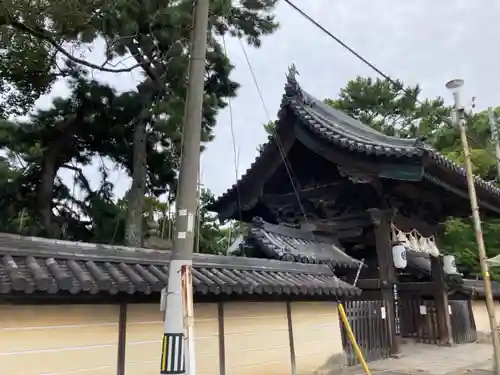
(449, 300, 477, 344)
(340, 300, 391, 365)
(399, 297, 477, 344)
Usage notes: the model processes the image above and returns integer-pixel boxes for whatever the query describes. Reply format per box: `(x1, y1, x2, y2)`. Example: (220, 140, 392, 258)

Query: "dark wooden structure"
(210, 66, 500, 361)
(341, 299, 391, 365)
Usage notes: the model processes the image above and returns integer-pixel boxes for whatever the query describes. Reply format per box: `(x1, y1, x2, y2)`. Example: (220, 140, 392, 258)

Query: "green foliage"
(0, 0, 279, 249)
(257, 120, 276, 152)
(195, 189, 232, 255)
(442, 218, 500, 280)
(325, 77, 450, 139)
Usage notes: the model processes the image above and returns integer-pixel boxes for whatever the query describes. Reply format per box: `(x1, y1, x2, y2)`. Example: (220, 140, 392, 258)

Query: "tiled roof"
(461, 279, 500, 298)
(426, 150, 500, 197)
(247, 218, 362, 268)
(0, 233, 360, 298)
(286, 77, 423, 158)
(210, 66, 500, 215)
(406, 251, 432, 275)
(405, 251, 463, 288)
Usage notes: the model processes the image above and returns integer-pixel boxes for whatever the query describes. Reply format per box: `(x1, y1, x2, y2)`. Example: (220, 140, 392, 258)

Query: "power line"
(221, 34, 243, 223)
(284, 0, 500, 170)
(218, 1, 309, 226)
(283, 0, 391, 83)
(237, 38, 310, 224)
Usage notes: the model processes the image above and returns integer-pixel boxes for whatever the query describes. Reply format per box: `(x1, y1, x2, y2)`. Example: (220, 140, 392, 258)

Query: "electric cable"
(283, 0, 500, 170)
(218, 0, 310, 226)
(237, 38, 309, 224)
(221, 34, 243, 225)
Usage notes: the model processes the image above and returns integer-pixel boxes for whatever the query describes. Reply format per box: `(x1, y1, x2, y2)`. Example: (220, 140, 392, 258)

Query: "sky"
(28, 0, 500, 201)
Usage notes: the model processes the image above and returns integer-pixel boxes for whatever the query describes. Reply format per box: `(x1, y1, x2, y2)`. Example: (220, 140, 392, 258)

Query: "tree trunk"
(36, 115, 78, 237)
(125, 119, 147, 247)
(38, 154, 59, 236)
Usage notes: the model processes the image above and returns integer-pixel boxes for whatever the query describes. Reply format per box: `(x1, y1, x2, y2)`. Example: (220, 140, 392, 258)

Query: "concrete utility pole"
(161, 0, 210, 374)
(488, 107, 500, 182)
(446, 80, 500, 375)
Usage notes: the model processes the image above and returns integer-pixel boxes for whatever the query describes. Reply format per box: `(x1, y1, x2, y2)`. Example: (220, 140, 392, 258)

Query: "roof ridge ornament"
(285, 64, 303, 100)
(287, 63, 299, 83)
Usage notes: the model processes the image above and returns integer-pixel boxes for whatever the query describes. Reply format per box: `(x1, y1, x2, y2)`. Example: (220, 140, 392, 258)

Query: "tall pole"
(488, 107, 500, 182)
(161, 0, 210, 374)
(447, 80, 500, 375)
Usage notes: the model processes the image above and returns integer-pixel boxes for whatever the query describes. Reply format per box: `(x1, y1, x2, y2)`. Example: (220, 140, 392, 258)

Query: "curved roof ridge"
(210, 65, 500, 216)
(283, 66, 424, 157)
(285, 67, 420, 147)
(249, 217, 362, 268)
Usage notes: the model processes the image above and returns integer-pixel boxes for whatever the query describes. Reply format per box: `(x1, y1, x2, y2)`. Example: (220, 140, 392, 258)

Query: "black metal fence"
(340, 300, 391, 365)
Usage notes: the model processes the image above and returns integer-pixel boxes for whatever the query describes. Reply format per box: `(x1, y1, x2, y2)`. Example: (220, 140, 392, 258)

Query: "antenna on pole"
(446, 79, 500, 375)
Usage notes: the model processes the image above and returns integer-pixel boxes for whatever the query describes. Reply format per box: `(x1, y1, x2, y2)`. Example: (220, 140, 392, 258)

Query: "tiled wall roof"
(0, 233, 360, 298)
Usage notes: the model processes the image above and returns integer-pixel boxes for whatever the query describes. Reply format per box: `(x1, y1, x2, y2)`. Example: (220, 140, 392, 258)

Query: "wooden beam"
(368, 208, 402, 357)
(332, 228, 364, 239)
(117, 303, 127, 375)
(431, 256, 453, 345)
(398, 282, 434, 292)
(357, 279, 436, 292)
(355, 278, 381, 290)
(260, 183, 343, 206)
(217, 303, 226, 375)
(286, 301, 297, 375)
(303, 216, 372, 232)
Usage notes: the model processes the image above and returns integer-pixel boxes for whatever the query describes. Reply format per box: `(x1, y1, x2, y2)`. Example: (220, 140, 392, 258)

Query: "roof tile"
(461, 279, 500, 298)
(247, 218, 362, 268)
(211, 66, 500, 213)
(0, 233, 360, 298)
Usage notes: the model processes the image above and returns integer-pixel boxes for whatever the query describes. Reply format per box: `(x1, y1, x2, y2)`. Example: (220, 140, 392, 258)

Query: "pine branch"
(8, 19, 142, 73)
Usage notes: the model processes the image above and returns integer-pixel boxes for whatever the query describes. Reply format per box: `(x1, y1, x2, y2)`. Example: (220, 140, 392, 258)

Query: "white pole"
(161, 0, 210, 374)
(182, 265, 196, 375)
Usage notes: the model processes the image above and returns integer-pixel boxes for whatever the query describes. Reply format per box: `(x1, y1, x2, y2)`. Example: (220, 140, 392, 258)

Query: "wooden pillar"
(117, 303, 127, 375)
(218, 303, 226, 375)
(368, 208, 402, 357)
(431, 256, 454, 345)
(286, 301, 297, 375)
